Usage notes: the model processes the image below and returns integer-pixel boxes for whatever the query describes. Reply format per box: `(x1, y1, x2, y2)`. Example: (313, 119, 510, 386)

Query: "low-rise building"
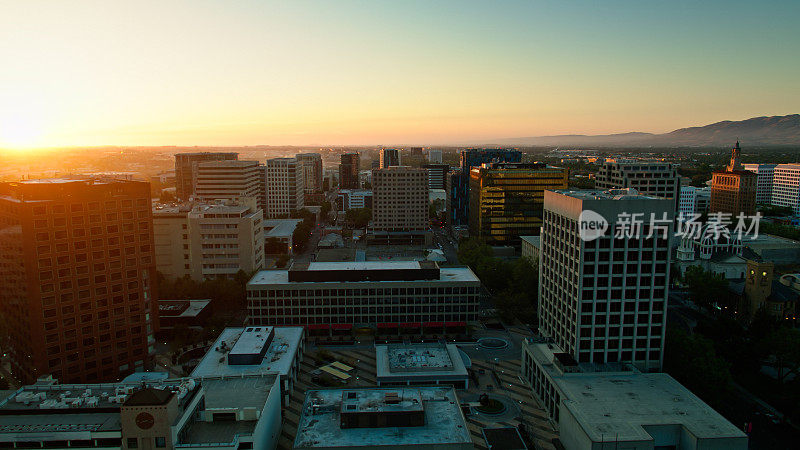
(520, 340, 748, 450)
(191, 326, 305, 405)
(337, 189, 373, 212)
(246, 261, 480, 328)
(264, 218, 303, 254)
(375, 343, 470, 389)
(293, 387, 472, 450)
(158, 299, 212, 330)
(0, 374, 283, 450)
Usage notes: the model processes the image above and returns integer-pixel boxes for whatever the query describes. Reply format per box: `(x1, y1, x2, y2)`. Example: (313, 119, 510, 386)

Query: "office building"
(375, 343, 469, 389)
(459, 148, 522, 170)
(771, 164, 800, 214)
(422, 163, 450, 190)
(0, 374, 284, 450)
(742, 163, 777, 204)
(520, 235, 540, 263)
(296, 153, 324, 195)
(426, 149, 443, 163)
(293, 387, 472, 450)
(678, 185, 711, 217)
(191, 326, 305, 404)
(193, 160, 263, 213)
(595, 159, 681, 210)
(157, 299, 212, 331)
(379, 148, 401, 169)
(446, 169, 470, 227)
(469, 163, 568, 245)
(0, 178, 157, 384)
(339, 153, 360, 189)
(539, 189, 673, 371)
(710, 141, 757, 216)
(520, 340, 748, 450)
(337, 189, 373, 212)
(246, 261, 480, 328)
(174, 152, 238, 200)
(265, 157, 304, 218)
(371, 166, 429, 245)
(153, 200, 264, 281)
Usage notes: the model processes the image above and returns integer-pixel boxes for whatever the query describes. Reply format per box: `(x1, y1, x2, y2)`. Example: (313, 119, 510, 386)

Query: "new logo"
(579, 210, 608, 241)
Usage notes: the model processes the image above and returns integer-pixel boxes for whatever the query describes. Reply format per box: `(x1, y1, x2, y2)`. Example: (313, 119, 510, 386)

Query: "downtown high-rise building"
(468, 162, 568, 245)
(339, 153, 360, 189)
(379, 148, 401, 169)
(264, 157, 304, 218)
(538, 189, 673, 371)
(742, 163, 777, 204)
(194, 160, 263, 210)
(370, 166, 429, 244)
(459, 148, 522, 169)
(710, 141, 757, 216)
(296, 153, 323, 195)
(174, 152, 238, 200)
(0, 178, 158, 384)
(421, 163, 450, 191)
(743, 163, 800, 214)
(595, 160, 680, 211)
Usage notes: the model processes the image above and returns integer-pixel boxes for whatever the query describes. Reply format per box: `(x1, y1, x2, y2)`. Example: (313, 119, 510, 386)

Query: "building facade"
(339, 153, 360, 189)
(772, 164, 800, 214)
(296, 153, 324, 195)
(426, 149, 443, 164)
(193, 160, 263, 211)
(0, 178, 158, 384)
(678, 185, 711, 218)
(174, 152, 238, 200)
(468, 163, 568, 245)
(446, 169, 470, 228)
(337, 189, 373, 212)
(265, 157, 304, 218)
(459, 148, 522, 170)
(539, 189, 673, 371)
(370, 166, 429, 244)
(421, 163, 450, 191)
(153, 200, 265, 281)
(379, 148, 401, 169)
(710, 142, 757, 216)
(742, 163, 777, 204)
(595, 159, 680, 210)
(246, 261, 480, 327)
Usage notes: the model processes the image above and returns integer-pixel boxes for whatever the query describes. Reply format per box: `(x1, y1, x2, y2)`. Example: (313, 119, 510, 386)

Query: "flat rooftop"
(248, 266, 479, 285)
(388, 345, 452, 371)
(555, 373, 747, 443)
(376, 344, 469, 380)
(229, 326, 274, 357)
(159, 299, 211, 318)
(551, 188, 664, 201)
(191, 327, 303, 377)
(341, 388, 423, 414)
(294, 387, 471, 449)
(264, 219, 303, 237)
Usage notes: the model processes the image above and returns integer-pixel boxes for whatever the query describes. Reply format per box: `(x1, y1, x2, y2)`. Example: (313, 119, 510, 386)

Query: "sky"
(1, 0, 799, 149)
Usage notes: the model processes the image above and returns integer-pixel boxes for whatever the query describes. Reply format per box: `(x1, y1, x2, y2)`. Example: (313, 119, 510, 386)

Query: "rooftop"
(191, 327, 303, 377)
(264, 219, 303, 237)
(248, 265, 479, 285)
(293, 387, 471, 449)
(551, 188, 664, 201)
(158, 299, 211, 318)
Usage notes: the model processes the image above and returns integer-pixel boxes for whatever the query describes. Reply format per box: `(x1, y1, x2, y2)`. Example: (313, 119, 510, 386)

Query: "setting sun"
(0, 115, 44, 150)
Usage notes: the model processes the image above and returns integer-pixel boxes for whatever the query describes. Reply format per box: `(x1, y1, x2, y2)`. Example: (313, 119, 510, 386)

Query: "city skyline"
(2, 0, 800, 150)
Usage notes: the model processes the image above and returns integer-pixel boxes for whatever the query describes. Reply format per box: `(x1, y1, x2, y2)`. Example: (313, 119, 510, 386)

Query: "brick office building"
(0, 177, 158, 384)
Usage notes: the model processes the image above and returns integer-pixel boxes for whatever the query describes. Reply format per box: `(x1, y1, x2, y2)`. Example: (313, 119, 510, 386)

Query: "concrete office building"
(194, 160, 263, 212)
(371, 166, 429, 245)
(520, 236, 540, 263)
(152, 200, 265, 281)
(742, 163, 777, 204)
(520, 340, 748, 450)
(293, 387, 472, 450)
(174, 152, 238, 200)
(710, 142, 757, 216)
(0, 178, 158, 384)
(265, 157, 304, 218)
(191, 326, 305, 405)
(337, 189, 373, 212)
(422, 163, 450, 191)
(379, 148, 401, 169)
(0, 374, 284, 450)
(771, 164, 800, 214)
(375, 343, 469, 389)
(426, 149, 443, 163)
(339, 153, 360, 189)
(678, 185, 711, 218)
(595, 159, 681, 210)
(459, 148, 522, 170)
(539, 189, 673, 371)
(296, 153, 324, 195)
(246, 261, 480, 328)
(469, 162, 568, 245)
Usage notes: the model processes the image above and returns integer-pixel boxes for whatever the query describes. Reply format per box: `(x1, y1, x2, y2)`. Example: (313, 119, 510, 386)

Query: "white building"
(194, 160, 262, 207)
(246, 261, 480, 328)
(520, 340, 748, 450)
(265, 157, 304, 218)
(539, 189, 673, 372)
(426, 149, 443, 163)
(772, 164, 800, 214)
(153, 200, 265, 281)
(678, 185, 711, 217)
(742, 163, 776, 204)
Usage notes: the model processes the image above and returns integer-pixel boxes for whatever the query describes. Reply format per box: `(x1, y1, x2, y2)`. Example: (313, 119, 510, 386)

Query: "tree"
(292, 222, 313, 252)
(320, 201, 332, 222)
(429, 198, 445, 219)
(345, 208, 371, 229)
(664, 327, 733, 408)
(683, 266, 730, 310)
(764, 327, 800, 383)
(275, 254, 290, 268)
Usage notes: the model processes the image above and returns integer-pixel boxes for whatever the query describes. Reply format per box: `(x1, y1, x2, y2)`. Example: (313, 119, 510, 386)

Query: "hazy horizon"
(2, 1, 799, 150)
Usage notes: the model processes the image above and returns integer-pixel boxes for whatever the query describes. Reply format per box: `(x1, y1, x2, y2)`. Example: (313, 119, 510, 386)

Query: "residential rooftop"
(293, 387, 471, 449)
(191, 327, 303, 377)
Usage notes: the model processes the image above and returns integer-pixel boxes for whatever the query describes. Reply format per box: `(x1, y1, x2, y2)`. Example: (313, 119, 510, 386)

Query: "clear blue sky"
(1, 0, 798, 148)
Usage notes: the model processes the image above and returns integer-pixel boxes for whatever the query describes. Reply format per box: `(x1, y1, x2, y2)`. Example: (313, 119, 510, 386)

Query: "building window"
(127, 438, 138, 448)
(155, 437, 166, 448)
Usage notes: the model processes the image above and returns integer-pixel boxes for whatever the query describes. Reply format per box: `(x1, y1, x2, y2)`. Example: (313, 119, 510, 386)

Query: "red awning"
(399, 322, 422, 328)
(331, 323, 352, 330)
(305, 324, 330, 330)
(377, 323, 399, 328)
(445, 321, 467, 327)
(423, 322, 444, 328)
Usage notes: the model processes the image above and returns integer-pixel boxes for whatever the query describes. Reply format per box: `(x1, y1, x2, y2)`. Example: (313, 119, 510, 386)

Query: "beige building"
(370, 166, 429, 244)
(265, 157, 304, 218)
(153, 200, 264, 281)
(194, 160, 264, 210)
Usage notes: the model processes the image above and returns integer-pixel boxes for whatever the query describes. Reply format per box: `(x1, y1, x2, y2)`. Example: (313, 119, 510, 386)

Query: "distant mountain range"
(482, 114, 800, 147)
